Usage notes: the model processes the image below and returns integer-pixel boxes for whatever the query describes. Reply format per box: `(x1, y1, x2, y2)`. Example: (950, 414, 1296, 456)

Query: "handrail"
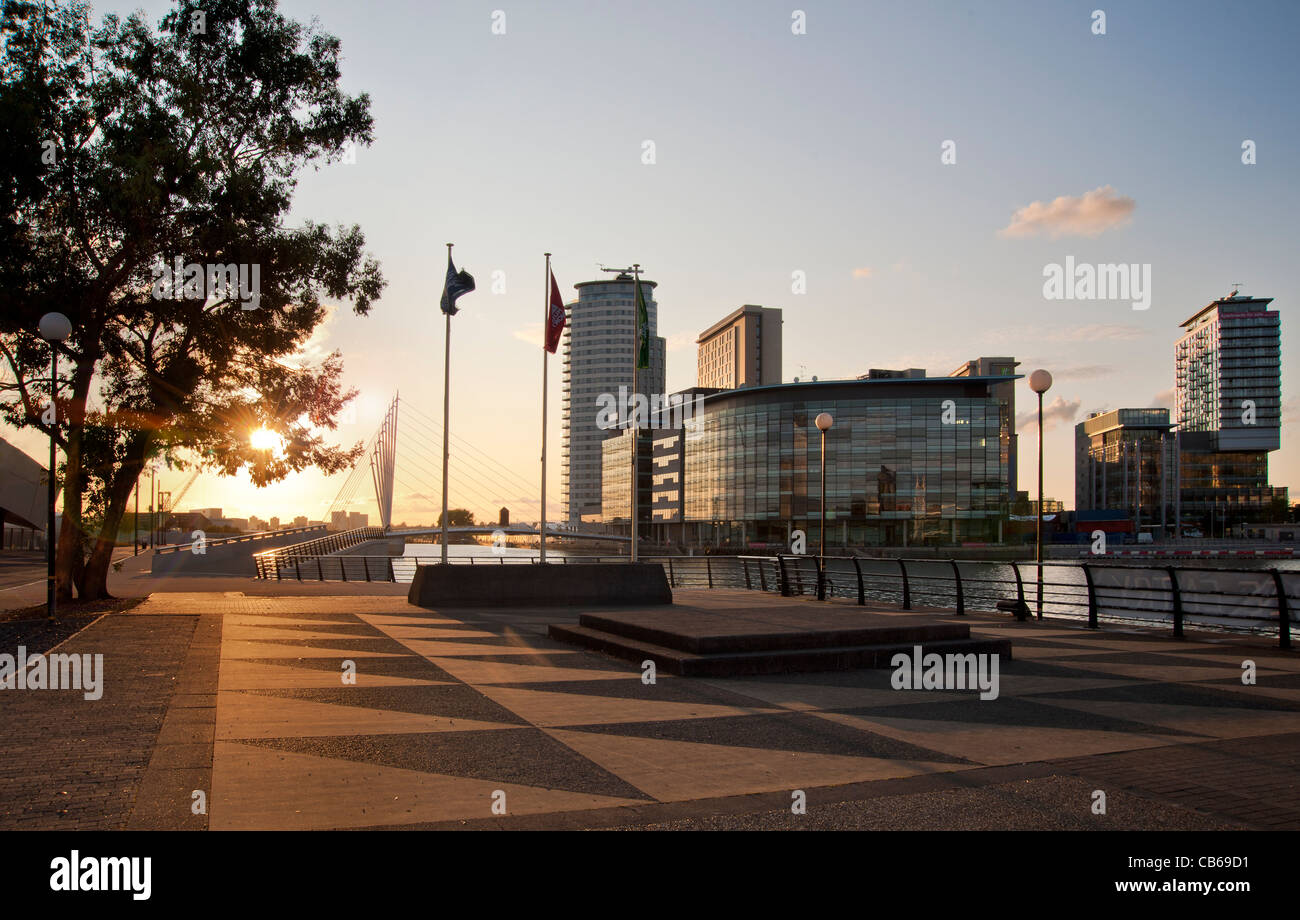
(251, 527, 389, 579)
(155, 523, 329, 555)
(248, 550, 1297, 646)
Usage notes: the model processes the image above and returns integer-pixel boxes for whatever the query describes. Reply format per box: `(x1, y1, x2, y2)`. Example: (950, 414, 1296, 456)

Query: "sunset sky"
(6, 0, 1299, 525)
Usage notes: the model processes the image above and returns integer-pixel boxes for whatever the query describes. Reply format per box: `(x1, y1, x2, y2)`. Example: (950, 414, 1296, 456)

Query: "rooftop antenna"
(1229, 282, 1243, 298)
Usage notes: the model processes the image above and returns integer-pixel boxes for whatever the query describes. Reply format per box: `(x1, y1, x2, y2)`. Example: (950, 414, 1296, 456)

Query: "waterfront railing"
(250, 547, 1296, 648)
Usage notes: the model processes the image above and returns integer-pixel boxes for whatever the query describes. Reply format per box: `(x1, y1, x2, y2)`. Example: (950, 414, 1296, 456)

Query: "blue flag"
(440, 253, 476, 315)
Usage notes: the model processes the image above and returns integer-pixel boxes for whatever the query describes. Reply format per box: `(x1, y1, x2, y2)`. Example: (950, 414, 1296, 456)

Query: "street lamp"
(39, 312, 71, 619)
(1028, 369, 1053, 620)
(815, 412, 833, 600)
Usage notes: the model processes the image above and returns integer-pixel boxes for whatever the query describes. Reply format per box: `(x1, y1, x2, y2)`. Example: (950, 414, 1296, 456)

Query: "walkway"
(1, 589, 1297, 830)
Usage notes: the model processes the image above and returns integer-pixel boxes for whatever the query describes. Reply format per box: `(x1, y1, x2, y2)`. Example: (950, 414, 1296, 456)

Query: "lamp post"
(149, 465, 156, 549)
(815, 412, 833, 600)
(38, 312, 71, 619)
(1028, 369, 1053, 620)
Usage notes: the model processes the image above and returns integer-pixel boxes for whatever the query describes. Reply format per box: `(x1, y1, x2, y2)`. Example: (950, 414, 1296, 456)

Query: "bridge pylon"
(369, 394, 398, 531)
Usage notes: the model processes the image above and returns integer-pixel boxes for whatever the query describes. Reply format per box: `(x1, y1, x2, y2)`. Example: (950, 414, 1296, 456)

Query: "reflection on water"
(402, 543, 581, 561)
(394, 546, 1296, 638)
(840, 558, 1298, 637)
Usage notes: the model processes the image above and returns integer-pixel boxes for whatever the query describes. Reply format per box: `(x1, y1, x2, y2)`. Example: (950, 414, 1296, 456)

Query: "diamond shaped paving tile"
(244, 654, 461, 683)
(210, 741, 647, 830)
(1028, 679, 1300, 711)
(232, 635, 414, 654)
(484, 677, 789, 709)
(222, 640, 407, 660)
(837, 694, 1201, 736)
(426, 657, 633, 685)
(544, 728, 972, 802)
(218, 659, 452, 691)
(813, 710, 1192, 766)
(220, 625, 384, 642)
(216, 691, 519, 740)
(239, 728, 654, 801)
(472, 684, 781, 727)
(239, 685, 529, 724)
(559, 710, 972, 762)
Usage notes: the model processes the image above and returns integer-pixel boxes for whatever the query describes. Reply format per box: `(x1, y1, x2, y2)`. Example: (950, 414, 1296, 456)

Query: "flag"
(634, 278, 650, 369)
(440, 253, 476, 315)
(545, 269, 566, 354)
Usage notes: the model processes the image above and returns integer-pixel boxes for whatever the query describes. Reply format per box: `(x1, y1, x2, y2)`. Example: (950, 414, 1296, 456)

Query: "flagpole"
(540, 253, 550, 565)
(441, 242, 453, 564)
(630, 264, 641, 565)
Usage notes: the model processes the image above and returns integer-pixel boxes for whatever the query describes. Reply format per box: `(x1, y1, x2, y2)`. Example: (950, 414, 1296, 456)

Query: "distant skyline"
(4, 0, 1298, 524)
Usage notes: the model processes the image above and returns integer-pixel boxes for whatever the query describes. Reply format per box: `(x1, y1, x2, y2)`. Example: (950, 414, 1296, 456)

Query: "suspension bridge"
(322, 394, 626, 544)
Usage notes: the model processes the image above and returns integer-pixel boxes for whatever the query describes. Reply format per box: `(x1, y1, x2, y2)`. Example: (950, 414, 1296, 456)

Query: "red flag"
(544, 269, 566, 353)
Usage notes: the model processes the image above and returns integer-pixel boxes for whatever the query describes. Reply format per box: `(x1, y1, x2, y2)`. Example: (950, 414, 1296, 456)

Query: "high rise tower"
(1175, 290, 1281, 450)
(561, 273, 667, 523)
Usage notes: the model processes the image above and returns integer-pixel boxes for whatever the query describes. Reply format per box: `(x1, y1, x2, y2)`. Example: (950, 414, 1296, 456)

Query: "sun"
(249, 427, 284, 454)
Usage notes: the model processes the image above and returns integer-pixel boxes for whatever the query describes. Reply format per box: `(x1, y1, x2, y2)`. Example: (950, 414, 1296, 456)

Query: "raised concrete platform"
(408, 562, 672, 608)
(549, 605, 1012, 676)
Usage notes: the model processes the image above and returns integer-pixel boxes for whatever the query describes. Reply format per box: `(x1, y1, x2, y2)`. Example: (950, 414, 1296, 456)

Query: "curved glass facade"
(680, 379, 1012, 547)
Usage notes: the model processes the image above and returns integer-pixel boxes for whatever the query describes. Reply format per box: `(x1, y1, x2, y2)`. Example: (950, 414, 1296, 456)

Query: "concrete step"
(548, 622, 1012, 677)
(577, 612, 973, 655)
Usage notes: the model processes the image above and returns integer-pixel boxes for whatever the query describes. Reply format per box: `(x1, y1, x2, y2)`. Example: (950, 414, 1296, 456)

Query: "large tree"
(0, 0, 384, 600)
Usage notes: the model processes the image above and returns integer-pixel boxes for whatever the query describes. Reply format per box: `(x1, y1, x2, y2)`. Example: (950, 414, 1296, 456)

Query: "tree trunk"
(78, 445, 149, 601)
(54, 349, 101, 602)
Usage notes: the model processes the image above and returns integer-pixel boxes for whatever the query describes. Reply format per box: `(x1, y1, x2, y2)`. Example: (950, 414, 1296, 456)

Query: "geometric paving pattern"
(4, 587, 1294, 830)
(194, 591, 1300, 830)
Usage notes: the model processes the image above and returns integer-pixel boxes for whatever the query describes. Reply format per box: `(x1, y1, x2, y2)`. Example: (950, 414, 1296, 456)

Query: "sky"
(6, 0, 1300, 525)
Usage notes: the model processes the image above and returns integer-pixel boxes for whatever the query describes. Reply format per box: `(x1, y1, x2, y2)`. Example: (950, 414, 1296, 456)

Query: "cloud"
(1045, 323, 1148, 343)
(1017, 396, 1081, 433)
(999, 185, 1135, 239)
(980, 323, 1148, 351)
(1150, 388, 1175, 409)
(1017, 360, 1113, 382)
(512, 324, 543, 348)
(1050, 365, 1112, 381)
(852, 267, 874, 279)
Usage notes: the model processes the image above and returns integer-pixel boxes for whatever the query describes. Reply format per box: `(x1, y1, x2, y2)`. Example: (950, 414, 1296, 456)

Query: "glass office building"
(1074, 408, 1288, 534)
(1075, 409, 1176, 529)
(678, 377, 1015, 547)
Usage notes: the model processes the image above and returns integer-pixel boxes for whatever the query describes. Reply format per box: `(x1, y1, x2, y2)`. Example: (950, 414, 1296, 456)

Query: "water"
(840, 557, 1298, 638)
(402, 543, 582, 562)
(392, 545, 1296, 638)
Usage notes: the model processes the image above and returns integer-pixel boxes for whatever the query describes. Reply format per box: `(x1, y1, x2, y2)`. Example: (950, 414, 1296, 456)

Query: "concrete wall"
(409, 562, 672, 608)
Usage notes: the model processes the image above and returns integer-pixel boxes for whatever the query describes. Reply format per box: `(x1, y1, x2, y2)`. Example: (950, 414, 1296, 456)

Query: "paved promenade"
(1, 588, 1297, 830)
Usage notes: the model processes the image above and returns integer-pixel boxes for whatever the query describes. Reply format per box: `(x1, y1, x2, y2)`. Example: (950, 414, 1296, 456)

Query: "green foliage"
(0, 0, 385, 596)
(439, 509, 475, 528)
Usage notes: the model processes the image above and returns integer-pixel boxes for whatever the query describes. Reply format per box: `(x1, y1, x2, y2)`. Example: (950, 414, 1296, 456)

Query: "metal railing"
(157, 523, 328, 555)
(251, 527, 388, 578)
(250, 549, 1298, 648)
